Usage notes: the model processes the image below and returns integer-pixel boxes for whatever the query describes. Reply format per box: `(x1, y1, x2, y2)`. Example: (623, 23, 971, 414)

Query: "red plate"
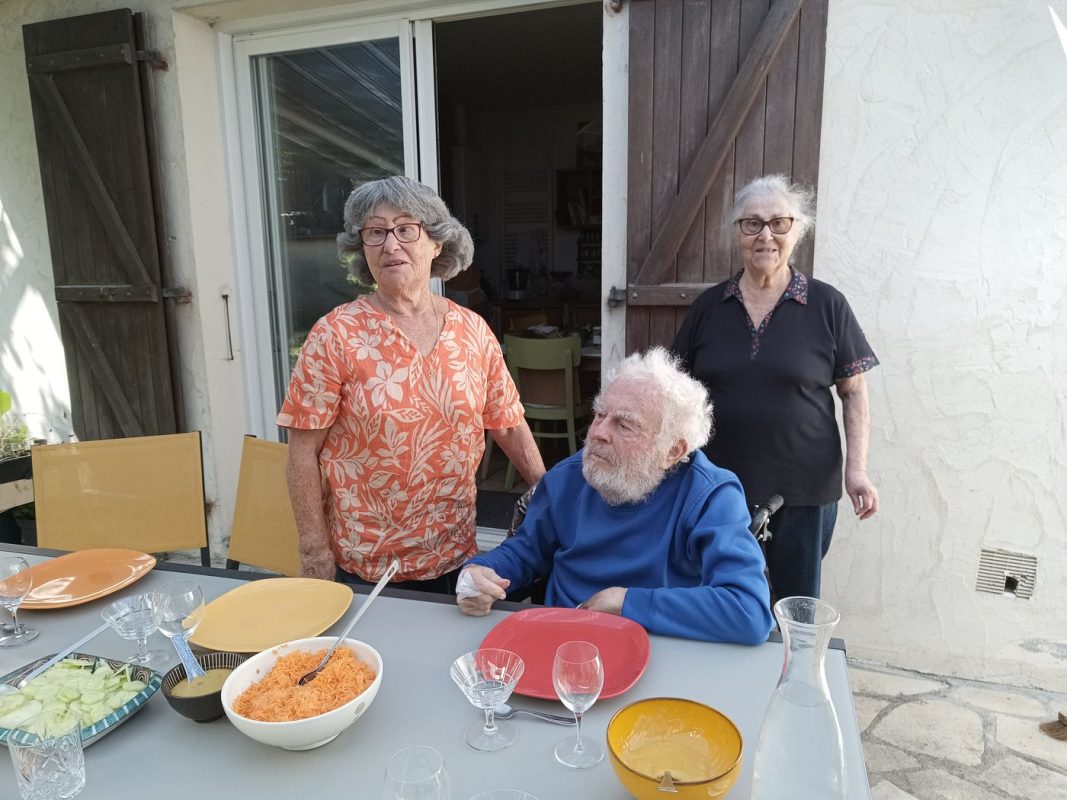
(480, 607, 650, 700)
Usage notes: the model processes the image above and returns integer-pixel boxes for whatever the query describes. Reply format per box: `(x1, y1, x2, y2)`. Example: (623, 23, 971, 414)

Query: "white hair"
(731, 173, 816, 247)
(598, 347, 713, 454)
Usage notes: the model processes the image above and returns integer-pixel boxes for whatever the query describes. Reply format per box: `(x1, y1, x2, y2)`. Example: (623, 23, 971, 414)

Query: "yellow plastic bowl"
(606, 697, 743, 800)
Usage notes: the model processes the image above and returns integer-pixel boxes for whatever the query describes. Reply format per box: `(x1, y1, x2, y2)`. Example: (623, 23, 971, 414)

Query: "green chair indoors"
(498, 333, 591, 491)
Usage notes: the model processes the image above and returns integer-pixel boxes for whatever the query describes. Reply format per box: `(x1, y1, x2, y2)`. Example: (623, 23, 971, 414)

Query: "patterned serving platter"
(0, 652, 161, 748)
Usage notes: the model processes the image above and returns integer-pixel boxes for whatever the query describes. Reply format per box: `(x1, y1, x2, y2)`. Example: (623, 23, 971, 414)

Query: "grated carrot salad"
(233, 648, 375, 722)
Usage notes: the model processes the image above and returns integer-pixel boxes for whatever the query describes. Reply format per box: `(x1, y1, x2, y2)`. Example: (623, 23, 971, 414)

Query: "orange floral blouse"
(277, 297, 524, 581)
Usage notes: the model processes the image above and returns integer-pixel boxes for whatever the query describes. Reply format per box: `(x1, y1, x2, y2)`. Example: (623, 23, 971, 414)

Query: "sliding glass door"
(232, 20, 432, 433)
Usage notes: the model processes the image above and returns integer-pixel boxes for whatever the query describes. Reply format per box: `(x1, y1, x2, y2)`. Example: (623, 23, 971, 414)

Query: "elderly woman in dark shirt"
(672, 174, 879, 600)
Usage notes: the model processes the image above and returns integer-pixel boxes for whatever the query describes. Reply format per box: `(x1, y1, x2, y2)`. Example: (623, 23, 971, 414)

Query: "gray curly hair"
(730, 173, 817, 255)
(337, 175, 474, 285)
(599, 347, 714, 454)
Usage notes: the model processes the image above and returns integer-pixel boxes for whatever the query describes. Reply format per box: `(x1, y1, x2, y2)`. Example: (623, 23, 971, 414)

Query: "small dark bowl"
(162, 652, 247, 722)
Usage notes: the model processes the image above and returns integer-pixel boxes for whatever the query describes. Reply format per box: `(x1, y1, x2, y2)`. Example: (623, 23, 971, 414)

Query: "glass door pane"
(250, 37, 406, 405)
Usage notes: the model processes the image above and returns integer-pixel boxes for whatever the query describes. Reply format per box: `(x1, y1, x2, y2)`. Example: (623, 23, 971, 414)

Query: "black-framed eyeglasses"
(736, 217, 794, 236)
(357, 222, 424, 247)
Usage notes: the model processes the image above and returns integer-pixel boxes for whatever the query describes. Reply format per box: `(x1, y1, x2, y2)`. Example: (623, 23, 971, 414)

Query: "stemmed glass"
(0, 556, 38, 646)
(382, 745, 451, 800)
(151, 580, 205, 677)
(101, 593, 170, 668)
(552, 640, 604, 768)
(449, 649, 525, 752)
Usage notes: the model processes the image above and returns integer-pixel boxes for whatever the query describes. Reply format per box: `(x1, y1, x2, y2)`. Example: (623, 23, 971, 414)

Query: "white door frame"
(218, 0, 614, 439)
(228, 19, 420, 438)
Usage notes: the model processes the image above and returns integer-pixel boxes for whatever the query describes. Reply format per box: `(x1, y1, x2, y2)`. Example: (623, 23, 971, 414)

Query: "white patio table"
(0, 544, 871, 798)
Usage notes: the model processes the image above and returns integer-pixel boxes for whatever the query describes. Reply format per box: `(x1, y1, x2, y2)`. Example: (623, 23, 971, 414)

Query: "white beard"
(582, 443, 667, 506)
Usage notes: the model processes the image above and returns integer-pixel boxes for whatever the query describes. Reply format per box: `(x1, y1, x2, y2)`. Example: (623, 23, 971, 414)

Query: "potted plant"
(0, 390, 32, 544)
(0, 390, 31, 483)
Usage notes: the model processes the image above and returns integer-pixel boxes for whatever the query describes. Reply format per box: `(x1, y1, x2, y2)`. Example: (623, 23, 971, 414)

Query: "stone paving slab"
(854, 695, 891, 731)
(948, 686, 1049, 718)
(906, 768, 1011, 800)
(983, 754, 1067, 799)
(996, 714, 1067, 769)
(849, 666, 947, 697)
(853, 659, 1067, 800)
(872, 699, 985, 766)
(872, 779, 919, 800)
(863, 740, 922, 773)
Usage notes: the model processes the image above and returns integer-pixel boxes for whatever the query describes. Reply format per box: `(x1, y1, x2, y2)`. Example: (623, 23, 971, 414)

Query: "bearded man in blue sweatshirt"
(457, 348, 774, 644)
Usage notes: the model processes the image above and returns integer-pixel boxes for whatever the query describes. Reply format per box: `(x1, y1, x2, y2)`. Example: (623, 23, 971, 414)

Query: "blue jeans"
(764, 503, 838, 600)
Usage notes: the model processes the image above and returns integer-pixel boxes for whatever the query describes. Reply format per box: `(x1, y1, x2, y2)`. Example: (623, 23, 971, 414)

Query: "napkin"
(456, 567, 481, 599)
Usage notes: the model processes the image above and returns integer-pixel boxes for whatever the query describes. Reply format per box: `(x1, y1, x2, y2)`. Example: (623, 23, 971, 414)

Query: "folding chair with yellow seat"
(225, 436, 300, 577)
(32, 432, 210, 566)
(497, 333, 591, 491)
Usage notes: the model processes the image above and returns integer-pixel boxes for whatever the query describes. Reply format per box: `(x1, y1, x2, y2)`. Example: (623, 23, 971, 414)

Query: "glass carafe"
(751, 596, 846, 800)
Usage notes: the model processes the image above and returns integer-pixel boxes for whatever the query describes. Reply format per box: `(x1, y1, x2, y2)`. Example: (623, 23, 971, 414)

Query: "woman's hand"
(286, 428, 335, 579)
(845, 469, 879, 520)
(837, 374, 879, 520)
(300, 548, 337, 581)
(456, 566, 510, 616)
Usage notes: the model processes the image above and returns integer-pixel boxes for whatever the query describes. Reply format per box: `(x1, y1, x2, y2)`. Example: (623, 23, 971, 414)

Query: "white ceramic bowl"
(220, 636, 383, 750)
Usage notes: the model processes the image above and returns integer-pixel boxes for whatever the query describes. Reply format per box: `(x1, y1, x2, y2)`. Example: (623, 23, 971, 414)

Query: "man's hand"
(579, 587, 627, 616)
(845, 469, 879, 520)
(456, 566, 511, 617)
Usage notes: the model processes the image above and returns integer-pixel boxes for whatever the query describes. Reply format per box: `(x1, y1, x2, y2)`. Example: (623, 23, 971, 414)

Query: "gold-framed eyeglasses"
(358, 222, 424, 247)
(736, 217, 794, 236)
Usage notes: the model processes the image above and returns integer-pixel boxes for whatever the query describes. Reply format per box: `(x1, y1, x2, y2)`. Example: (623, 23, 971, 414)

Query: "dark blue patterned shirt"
(672, 270, 879, 505)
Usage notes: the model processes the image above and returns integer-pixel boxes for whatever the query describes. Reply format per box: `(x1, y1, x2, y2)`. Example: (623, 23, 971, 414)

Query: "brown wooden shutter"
(624, 0, 828, 352)
(23, 9, 185, 440)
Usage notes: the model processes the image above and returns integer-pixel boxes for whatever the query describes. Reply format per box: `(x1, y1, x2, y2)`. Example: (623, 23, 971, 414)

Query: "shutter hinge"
(136, 50, 168, 70)
(606, 286, 628, 308)
(162, 287, 192, 303)
(605, 0, 624, 13)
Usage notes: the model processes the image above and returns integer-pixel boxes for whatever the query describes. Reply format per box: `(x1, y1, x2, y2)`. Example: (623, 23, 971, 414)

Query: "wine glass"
(382, 745, 451, 800)
(152, 580, 205, 675)
(551, 640, 604, 768)
(449, 649, 525, 752)
(101, 593, 170, 667)
(0, 556, 38, 647)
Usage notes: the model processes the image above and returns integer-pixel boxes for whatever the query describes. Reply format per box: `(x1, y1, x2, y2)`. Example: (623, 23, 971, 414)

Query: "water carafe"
(751, 596, 846, 799)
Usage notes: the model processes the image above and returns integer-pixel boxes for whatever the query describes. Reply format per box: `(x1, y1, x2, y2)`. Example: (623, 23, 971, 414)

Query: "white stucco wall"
(818, 0, 1067, 688)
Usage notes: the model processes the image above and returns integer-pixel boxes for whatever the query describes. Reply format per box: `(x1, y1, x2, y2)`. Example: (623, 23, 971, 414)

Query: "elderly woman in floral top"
(672, 174, 880, 601)
(278, 176, 544, 591)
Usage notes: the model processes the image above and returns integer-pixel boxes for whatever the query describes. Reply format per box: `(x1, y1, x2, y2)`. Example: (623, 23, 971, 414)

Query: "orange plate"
(480, 607, 651, 700)
(22, 549, 157, 609)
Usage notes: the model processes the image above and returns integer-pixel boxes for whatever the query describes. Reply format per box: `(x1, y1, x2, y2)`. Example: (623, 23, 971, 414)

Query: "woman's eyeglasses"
(358, 222, 424, 247)
(736, 217, 794, 236)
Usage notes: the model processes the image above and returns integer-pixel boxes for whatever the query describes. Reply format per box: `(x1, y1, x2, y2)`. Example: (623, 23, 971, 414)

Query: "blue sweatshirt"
(468, 450, 774, 644)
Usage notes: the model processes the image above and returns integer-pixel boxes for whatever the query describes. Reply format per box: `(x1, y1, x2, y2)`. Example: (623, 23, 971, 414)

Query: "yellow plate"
(190, 578, 353, 653)
(23, 549, 157, 609)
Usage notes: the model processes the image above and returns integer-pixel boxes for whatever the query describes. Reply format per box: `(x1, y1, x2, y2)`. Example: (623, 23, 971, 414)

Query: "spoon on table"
(494, 702, 575, 725)
(297, 559, 400, 686)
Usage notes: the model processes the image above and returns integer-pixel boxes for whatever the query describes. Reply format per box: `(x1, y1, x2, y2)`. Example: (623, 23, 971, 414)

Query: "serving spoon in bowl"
(297, 559, 400, 686)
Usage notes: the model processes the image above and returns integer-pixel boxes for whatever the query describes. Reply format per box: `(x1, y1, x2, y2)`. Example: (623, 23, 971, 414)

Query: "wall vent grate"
(976, 549, 1037, 599)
